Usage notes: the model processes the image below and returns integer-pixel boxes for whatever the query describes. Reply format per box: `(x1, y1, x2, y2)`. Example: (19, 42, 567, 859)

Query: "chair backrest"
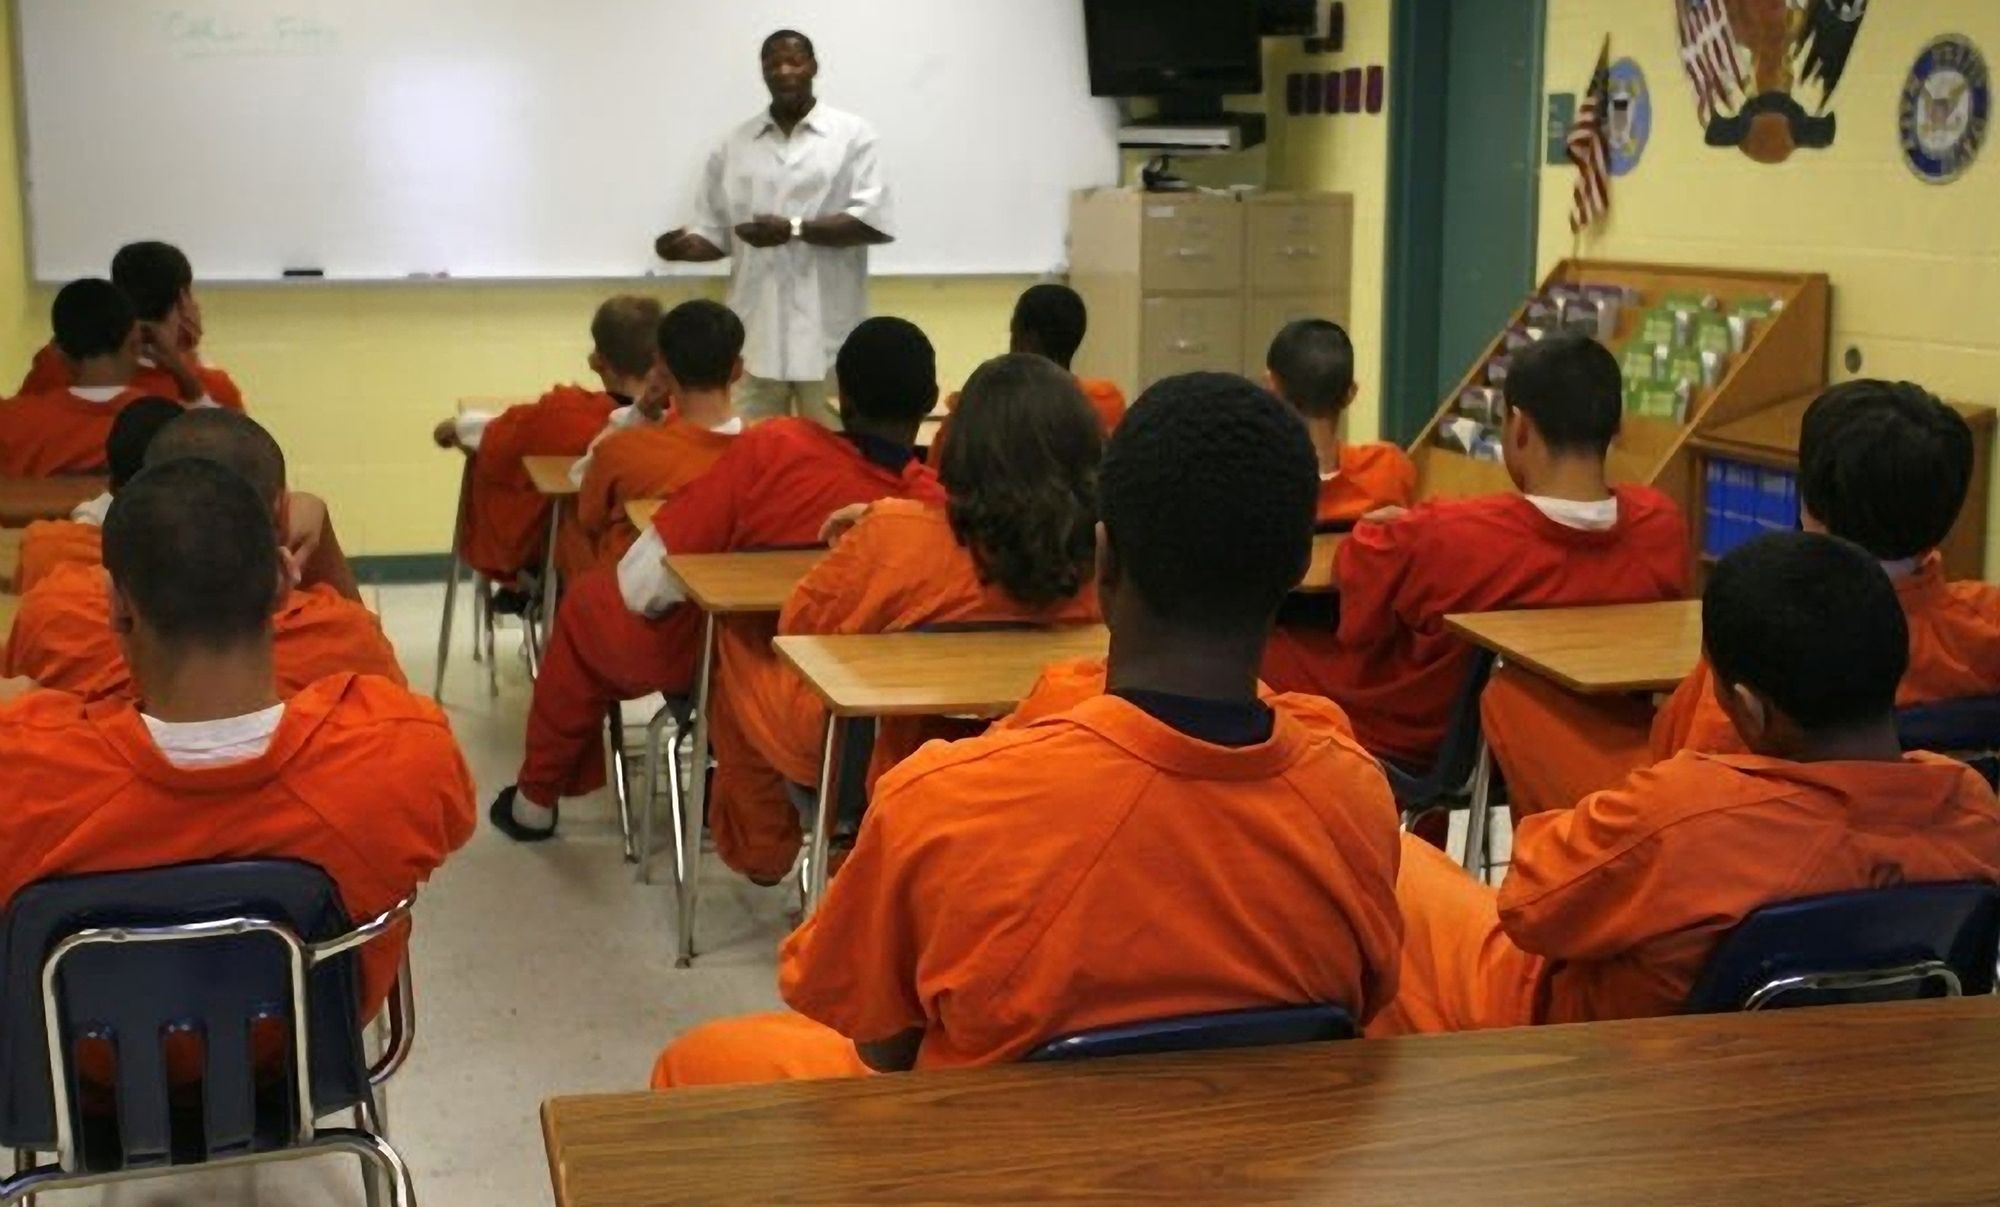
(1683, 882, 2000, 1014)
(1898, 694, 2000, 789)
(1382, 648, 1498, 808)
(0, 860, 372, 1171)
(1025, 1004, 1356, 1063)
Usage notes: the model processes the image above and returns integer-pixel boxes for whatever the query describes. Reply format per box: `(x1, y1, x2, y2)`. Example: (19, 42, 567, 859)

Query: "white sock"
(511, 792, 557, 832)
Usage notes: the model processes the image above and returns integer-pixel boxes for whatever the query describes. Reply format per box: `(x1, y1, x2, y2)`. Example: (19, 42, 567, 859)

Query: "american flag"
(1676, 0, 1747, 125)
(1568, 37, 1611, 234)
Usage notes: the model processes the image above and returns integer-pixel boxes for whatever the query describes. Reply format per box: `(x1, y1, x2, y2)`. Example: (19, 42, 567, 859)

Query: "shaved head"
(146, 409, 287, 508)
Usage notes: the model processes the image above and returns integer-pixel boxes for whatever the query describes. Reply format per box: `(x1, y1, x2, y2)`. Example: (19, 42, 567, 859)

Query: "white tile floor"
(41, 582, 798, 1206)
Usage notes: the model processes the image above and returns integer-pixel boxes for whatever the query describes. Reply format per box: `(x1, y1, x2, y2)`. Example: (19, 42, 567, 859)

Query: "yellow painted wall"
(1541, 0, 2000, 570)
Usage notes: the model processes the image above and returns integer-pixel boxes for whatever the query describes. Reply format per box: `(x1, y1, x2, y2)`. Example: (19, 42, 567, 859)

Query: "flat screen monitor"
(1083, 0, 1263, 98)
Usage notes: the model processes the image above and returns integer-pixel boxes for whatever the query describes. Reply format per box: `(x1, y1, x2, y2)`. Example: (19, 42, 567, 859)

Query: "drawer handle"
(1170, 247, 1212, 260)
(1170, 339, 1208, 354)
(1281, 245, 1319, 259)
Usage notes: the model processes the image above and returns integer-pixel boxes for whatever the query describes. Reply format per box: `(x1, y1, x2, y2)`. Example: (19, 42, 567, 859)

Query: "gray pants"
(737, 374, 841, 429)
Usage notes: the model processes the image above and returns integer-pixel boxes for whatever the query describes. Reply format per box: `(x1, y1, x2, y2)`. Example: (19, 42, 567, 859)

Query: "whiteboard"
(14, 0, 1122, 281)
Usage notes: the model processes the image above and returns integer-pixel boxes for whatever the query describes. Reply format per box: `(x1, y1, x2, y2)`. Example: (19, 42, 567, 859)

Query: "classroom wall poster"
(1900, 35, 1990, 185)
(1671, 0, 1870, 164)
(1607, 57, 1652, 176)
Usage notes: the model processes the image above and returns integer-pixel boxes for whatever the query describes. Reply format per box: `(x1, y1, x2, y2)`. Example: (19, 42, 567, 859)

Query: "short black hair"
(656, 300, 745, 392)
(1800, 379, 1972, 561)
(106, 397, 187, 491)
(109, 241, 194, 322)
(146, 409, 287, 508)
(1101, 372, 1317, 629)
(1503, 332, 1622, 455)
(1010, 284, 1089, 369)
(592, 295, 665, 379)
(836, 317, 939, 424)
(761, 29, 814, 59)
(1266, 318, 1356, 419)
(104, 457, 281, 648)
(51, 278, 136, 361)
(1705, 531, 1908, 732)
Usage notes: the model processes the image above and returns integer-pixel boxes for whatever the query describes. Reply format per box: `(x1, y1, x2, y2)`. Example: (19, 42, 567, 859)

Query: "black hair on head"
(145, 408, 287, 509)
(1010, 284, 1090, 369)
(1800, 379, 1973, 561)
(109, 241, 194, 323)
(103, 457, 281, 648)
(51, 278, 136, 361)
(836, 316, 939, 424)
(655, 300, 745, 392)
(105, 397, 186, 490)
(1265, 318, 1357, 419)
(761, 28, 814, 58)
(1503, 331, 1622, 455)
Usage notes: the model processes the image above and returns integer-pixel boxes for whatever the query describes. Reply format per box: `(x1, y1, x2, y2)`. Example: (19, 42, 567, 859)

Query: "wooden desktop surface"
(0, 476, 105, 528)
(1301, 533, 1343, 593)
(625, 499, 661, 532)
(668, 550, 827, 615)
(0, 529, 20, 593)
(1697, 391, 1996, 469)
(1447, 599, 1701, 694)
(543, 997, 2000, 1207)
(777, 625, 1109, 718)
(522, 455, 581, 497)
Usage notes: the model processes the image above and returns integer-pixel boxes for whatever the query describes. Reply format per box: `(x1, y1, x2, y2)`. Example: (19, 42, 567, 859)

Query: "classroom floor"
(38, 580, 1513, 1206)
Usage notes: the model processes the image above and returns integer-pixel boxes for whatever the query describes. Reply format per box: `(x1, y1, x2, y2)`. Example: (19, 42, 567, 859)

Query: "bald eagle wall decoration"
(1673, 0, 1870, 163)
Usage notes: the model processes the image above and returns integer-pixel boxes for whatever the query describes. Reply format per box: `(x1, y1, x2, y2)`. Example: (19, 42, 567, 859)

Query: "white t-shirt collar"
(1525, 494, 1619, 532)
(142, 704, 285, 769)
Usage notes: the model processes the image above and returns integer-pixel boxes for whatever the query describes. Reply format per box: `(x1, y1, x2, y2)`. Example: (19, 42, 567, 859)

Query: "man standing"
(656, 30, 894, 429)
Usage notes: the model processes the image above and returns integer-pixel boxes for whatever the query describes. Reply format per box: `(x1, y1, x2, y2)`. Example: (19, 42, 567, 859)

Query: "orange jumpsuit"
(571, 416, 735, 572)
(460, 385, 617, 581)
(0, 388, 154, 477)
(516, 421, 945, 806)
(1262, 488, 1689, 767)
(1317, 443, 1418, 528)
(3, 563, 406, 701)
(19, 342, 247, 413)
(1375, 750, 2000, 1035)
(653, 691, 1404, 1087)
(17, 519, 102, 594)
(707, 499, 1101, 880)
(927, 375, 1126, 463)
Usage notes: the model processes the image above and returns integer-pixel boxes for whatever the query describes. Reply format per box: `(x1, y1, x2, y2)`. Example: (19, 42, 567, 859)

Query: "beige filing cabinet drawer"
(1140, 199, 1245, 294)
(1141, 296, 1244, 388)
(1242, 295, 1352, 379)
(1247, 197, 1353, 296)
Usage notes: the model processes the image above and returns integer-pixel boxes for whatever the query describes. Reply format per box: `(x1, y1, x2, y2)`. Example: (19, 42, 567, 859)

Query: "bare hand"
(141, 321, 203, 402)
(180, 295, 205, 351)
(818, 503, 871, 546)
(1360, 505, 1409, 525)
(286, 492, 330, 570)
(655, 228, 695, 260)
(433, 418, 463, 449)
(635, 366, 674, 422)
(734, 215, 794, 249)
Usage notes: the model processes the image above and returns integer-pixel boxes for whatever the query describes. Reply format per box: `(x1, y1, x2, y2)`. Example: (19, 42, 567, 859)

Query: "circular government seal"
(1606, 57, 1651, 178)
(1900, 35, 1989, 184)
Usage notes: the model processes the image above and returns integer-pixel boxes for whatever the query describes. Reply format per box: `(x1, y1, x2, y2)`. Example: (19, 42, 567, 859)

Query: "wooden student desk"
(776, 624, 1110, 910)
(1445, 599, 1703, 696)
(544, 996, 2000, 1207)
(522, 455, 582, 657)
(0, 529, 20, 594)
(1301, 532, 1343, 594)
(0, 476, 105, 527)
(625, 499, 660, 533)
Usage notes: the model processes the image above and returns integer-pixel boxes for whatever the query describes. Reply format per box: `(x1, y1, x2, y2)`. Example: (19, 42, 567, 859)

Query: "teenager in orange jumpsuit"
(928, 284, 1125, 461)
(1375, 531, 2000, 1035)
(652, 372, 1404, 1087)
(1265, 318, 1415, 528)
(490, 317, 948, 840)
(15, 397, 183, 593)
(708, 354, 1104, 883)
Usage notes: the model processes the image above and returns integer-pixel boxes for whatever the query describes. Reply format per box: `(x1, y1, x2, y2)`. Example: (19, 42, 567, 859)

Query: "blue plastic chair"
(1381, 649, 1498, 812)
(1898, 694, 2000, 788)
(1026, 1004, 1356, 1063)
(0, 860, 420, 1205)
(1683, 882, 2000, 1014)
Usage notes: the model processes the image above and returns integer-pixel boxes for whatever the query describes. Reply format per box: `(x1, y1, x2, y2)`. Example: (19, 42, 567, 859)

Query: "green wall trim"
(354, 553, 454, 586)
(1382, 0, 1450, 446)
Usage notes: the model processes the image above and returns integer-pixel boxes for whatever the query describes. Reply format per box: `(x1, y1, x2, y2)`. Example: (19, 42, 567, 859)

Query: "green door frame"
(1381, 0, 1547, 445)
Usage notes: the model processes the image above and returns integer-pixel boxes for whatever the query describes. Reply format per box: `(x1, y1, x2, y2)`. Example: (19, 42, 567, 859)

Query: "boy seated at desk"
(432, 295, 662, 607)
(1260, 331, 1689, 778)
(706, 353, 1103, 885)
(5, 410, 402, 700)
(571, 300, 745, 572)
(1375, 531, 2000, 1034)
(489, 317, 947, 843)
(0, 455, 473, 1021)
(18, 241, 246, 412)
(651, 372, 1403, 1087)
(1491, 379, 2000, 817)
(1265, 318, 1415, 529)
(928, 284, 1124, 461)
(0, 279, 206, 478)
(15, 397, 182, 593)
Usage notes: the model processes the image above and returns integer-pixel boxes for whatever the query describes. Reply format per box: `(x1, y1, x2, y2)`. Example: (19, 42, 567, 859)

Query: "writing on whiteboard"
(159, 10, 340, 59)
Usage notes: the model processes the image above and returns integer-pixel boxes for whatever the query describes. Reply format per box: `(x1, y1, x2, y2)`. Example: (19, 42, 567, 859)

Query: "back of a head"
(51, 278, 136, 361)
(106, 397, 187, 490)
(836, 316, 939, 425)
(1800, 379, 1972, 561)
(146, 409, 287, 508)
(1102, 372, 1318, 630)
(656, 300, 745, 392)
(104, 458, 281, 648)
(939, 354, 1102, 607)
(1705, 531, 1908, 732)
(1504, 332, 1622, 456)
(1010, 284, 1089, 368)
(1266, 319, 1355, 419)
(109, 241, 193, 322)
(592, 295, 666, 379)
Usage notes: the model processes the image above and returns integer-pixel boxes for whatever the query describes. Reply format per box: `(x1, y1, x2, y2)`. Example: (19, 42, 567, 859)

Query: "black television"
(1083, 0, 1263, 99)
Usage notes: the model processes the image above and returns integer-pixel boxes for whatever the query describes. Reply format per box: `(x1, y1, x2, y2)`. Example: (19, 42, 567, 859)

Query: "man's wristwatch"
(790, 217, 805, 241)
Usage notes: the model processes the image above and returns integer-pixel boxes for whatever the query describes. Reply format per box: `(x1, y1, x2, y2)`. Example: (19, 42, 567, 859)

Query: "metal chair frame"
(434, 455, 499, 701)
(1741, 962, 1963, 1012)
(1381, 649, 1500, 878)
(0, 893, 421, 1206)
